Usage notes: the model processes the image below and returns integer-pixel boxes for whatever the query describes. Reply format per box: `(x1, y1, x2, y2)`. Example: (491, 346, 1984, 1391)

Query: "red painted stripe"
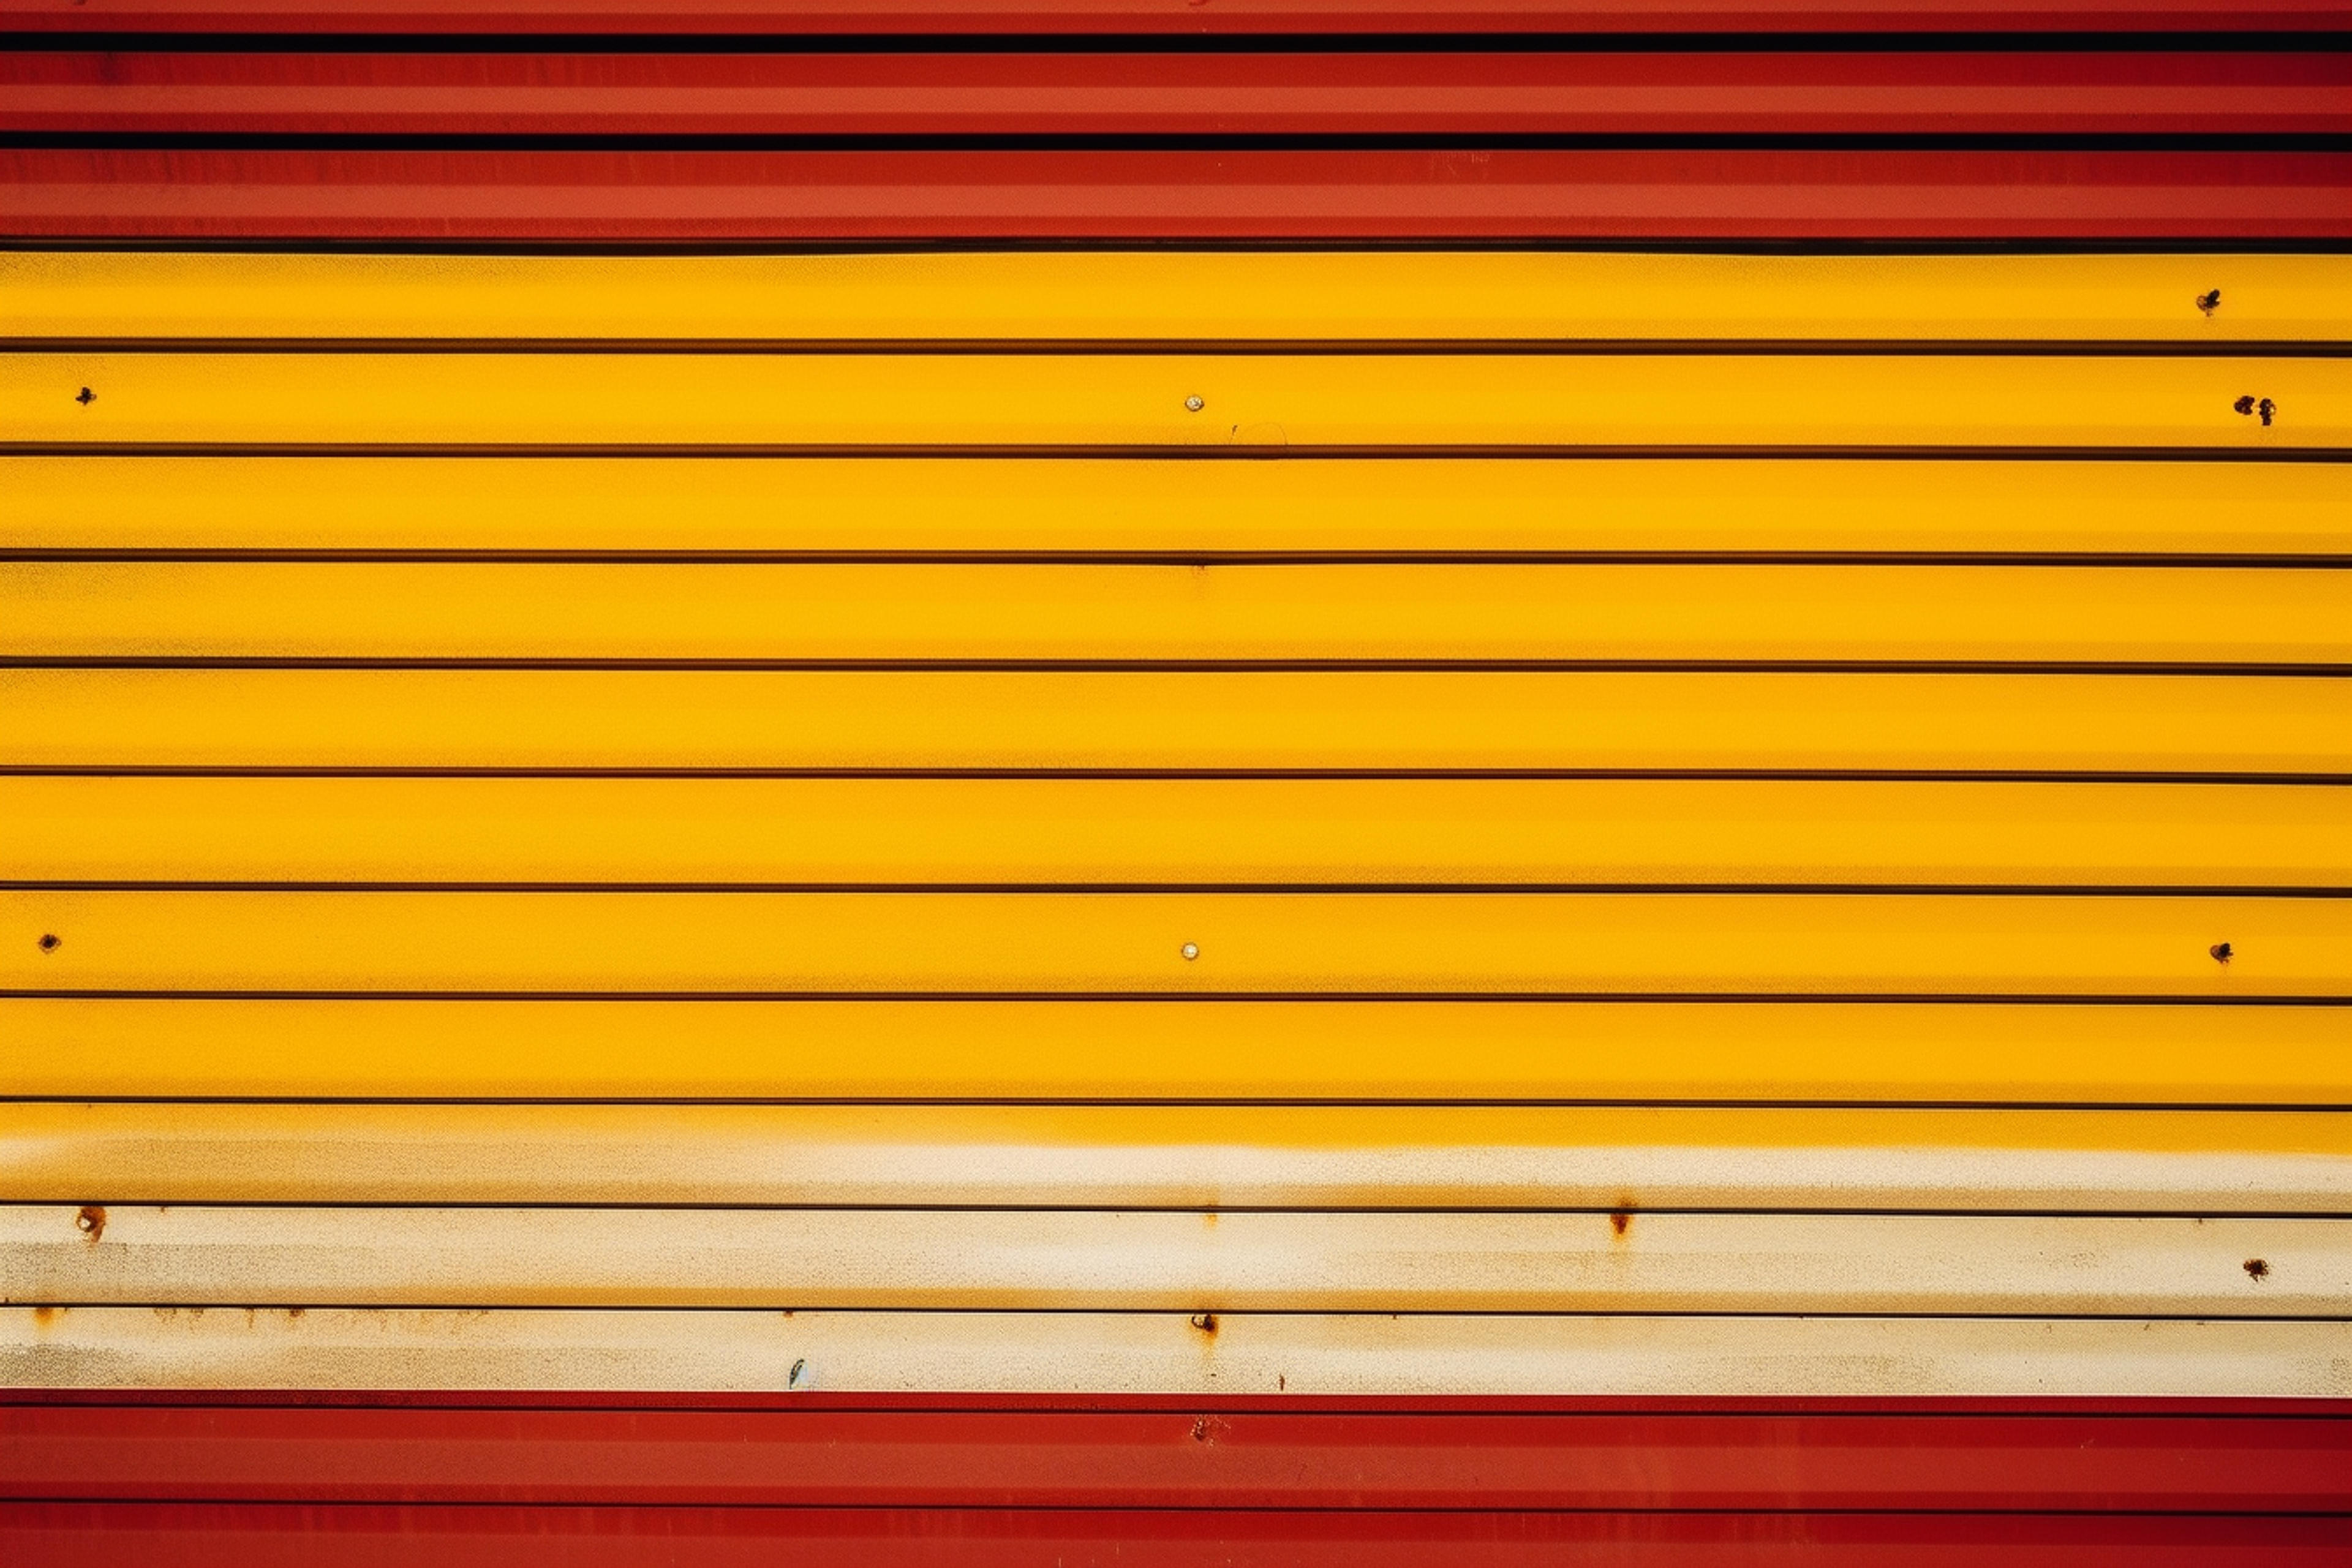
(4, 147, 2345, 238)
(4, 1404, 2347, 1510)
(6, 1503, 2348, 1567)
(0, 0, 2344, 37)
(5, 50, 2345, 135)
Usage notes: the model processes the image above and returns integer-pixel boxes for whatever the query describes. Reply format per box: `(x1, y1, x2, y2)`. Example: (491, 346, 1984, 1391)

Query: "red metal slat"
(0, 0, 2345, 36)
(5, 50, 2345, 135)
(5, 147, 2345, 238)
(6, 1503, 2348, 1567)
(4, 1406, 2347, 1510)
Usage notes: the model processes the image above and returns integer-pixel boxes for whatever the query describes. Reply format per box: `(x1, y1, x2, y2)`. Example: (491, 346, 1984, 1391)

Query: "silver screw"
(1184, 396, 1205, 412)
(1181, 943, 1200, 960)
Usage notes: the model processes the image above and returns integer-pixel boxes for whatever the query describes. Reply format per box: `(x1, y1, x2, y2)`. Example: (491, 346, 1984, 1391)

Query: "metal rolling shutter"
(2, 7, 2349, 1564)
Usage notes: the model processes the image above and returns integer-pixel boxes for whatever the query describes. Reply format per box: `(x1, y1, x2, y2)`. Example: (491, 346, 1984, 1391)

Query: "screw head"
(1180, 943, 1200, 960)
(75, 1212, 96, 1232)
(1184, 395, 1205, 412)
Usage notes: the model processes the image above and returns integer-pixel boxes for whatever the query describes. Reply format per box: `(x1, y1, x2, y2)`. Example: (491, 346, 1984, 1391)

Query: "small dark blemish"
(286, 1306, 304, 1320)
(2211, 943, 2233, 965)
(2258, 398, 2276, 427)
(1278, 1374, 1286, 1391)
(2244, 1258, 2269, 1281)
(1189, 1312, 1219, 1336)
(37, 934, 59, 952)
(74, 387, 96, 407)
(2197, 290, 2222, 316)
(788, 1357, 806, 1387)
(75, 1205, 105, 1241)
(2234, 395, 2256, 415)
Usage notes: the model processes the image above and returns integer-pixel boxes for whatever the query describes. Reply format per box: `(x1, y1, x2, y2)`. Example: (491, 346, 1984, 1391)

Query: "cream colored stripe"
(6, 252, 2343, 342)
(7, 1104, 2346, 1212)
(7, 1308, 2343, 1398)
(10, 1206, 2343, 1315)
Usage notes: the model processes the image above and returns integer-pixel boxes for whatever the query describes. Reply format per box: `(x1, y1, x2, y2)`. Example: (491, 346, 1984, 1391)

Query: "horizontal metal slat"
(8, 669, 2345, 774)
(12, 458, 2349, 557)
(9, 1205, 2345, 1313)
(6, 149, 2345, 241)
(7, 1502, 2348, 1568)
(12, 351, 2346, 450)
(10, 1307, 2344, 1398)
(9, 1102, 2346, 1211)
(12, 562, 2350, 665)
(11, 252, 2346, 344)
(7, 1403, 2346, 1511)
(6, 889, 2345, 996)
(5, 50, 2348, 138)
(12, 777, 2348, 888)
(0, 0, 2341, 33)
(6, 997, 2342, 1101)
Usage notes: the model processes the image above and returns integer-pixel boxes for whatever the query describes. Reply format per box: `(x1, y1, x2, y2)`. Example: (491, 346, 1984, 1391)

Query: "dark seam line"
(6, 551, 2348, 569)
(12, 130, 2352, 151)
(8, 444, 2342, 462)
(8, 881, 2348, 897)
(13, 1096, 2348, 1112)
(1, 29, 2346, 52)
(7, 658, 2346, 676)
(5, 990, 2343, 1005)
(7, 236, 2351, 258)
(6, 767, 2345, 785)
(15, 338, 2348, 358)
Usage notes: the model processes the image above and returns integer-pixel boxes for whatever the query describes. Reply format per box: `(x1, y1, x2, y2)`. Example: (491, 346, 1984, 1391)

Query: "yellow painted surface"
(6, 889, 2342, 995)
(10, 352, 2346, 448)
(6, 668, 2342, 773)
(8, 1102, 2345, 1210)
(6, 251, 2345, 342)
(9, 776, 2345, 886)
(9, 561, 2348, 663)
(9, 457, 2348, 555)
(4, 998, 2345, 1102)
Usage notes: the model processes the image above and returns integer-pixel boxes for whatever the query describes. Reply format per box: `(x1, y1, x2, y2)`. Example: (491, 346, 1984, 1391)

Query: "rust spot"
(31, 1305, 59, 1329)
(2259, 398, 2276, 426)
(74, 1205, 105, 1241)
(2244, 1258, 2270, 1281)
(2233, 395, 2277, 428)
(2197, 289, 2222, 315)
(1608, 1197, 1637, 1238)
(37, 933, 59, 952)
(74, 386, 96, 406)
(1189, 1312, 1219, 1336)
(1189, 1415, 1232, 1444)
(1278, 1374, 1286, 1391)
(2210, 942, 2233, 965)
(286, 1306, 304, 1320)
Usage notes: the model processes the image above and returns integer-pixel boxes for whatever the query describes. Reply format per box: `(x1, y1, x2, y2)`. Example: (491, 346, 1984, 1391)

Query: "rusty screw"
(74, 1211, 97, 1232)
(37, 933, 59, 952)
(2210, 942, 2233, 965)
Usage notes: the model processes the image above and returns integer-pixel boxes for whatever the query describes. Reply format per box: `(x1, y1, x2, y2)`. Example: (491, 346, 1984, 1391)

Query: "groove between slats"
(9, 1205, 2346, 1314)
(8, 254, 2347, 342)
(6, 998, 2343, 1102)
(12, 458, 2345, 557)
(7, 1104, 2345, 1210)
(9, 562, 2349, 665)
(9, 352, 2346, 448)
(9, 777, 2346, 887)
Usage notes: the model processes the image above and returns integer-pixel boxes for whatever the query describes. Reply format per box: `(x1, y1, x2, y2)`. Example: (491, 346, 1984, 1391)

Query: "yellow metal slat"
(10, 352, 2345, 448)
(6, 669, 2342, 774)
(7, 776, 2346, 888)
(6, 251, 2345, 342)
(9, 561, 2348, 664)
(9, 1204, 2339, 1316)
(5, 998, 2341, 1101)
(8, 1102, 2343, 1211)
(6, 889, 2342, 995)
(9, 457, 2346, 555)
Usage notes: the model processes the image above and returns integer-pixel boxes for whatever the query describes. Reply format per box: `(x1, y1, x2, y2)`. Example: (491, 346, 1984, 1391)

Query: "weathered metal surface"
(9, 1310, 2349, 1398)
